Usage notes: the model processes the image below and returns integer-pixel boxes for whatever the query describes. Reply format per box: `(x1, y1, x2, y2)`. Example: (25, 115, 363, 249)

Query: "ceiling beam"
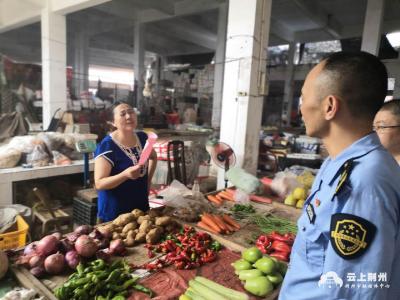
(292, 0, 342, 39)
(130, 0, 175, 16)
(139, 0, 221, 23)
(93, 1, 138, 20)
(155, 19, 217, 50)
(51, 0, 111, 15)
(270, 19, 295, 42)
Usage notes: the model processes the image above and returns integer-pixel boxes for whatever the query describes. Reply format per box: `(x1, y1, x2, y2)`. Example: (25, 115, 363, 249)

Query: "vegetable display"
(55, 259, 152, 300)
(98, 209, 180, 247)
(181, 276, 249, 300)
(255, 232, 295, 262)
(231, 247, 287, 297)
(197, 213, 240, 234)
(144, 226, 222, 270)
(15, 225, 118, 277)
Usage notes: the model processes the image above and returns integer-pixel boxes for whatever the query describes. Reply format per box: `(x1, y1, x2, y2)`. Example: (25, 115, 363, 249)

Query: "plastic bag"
(233, 189, 250, 204)
(270, 170, 302, 198)
(0, 146, 21, 168)
(26, 144, 50, 167)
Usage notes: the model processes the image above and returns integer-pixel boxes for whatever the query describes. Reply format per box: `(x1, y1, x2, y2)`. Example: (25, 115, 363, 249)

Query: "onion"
(94, 238, 109, 250)
(37, 235, 59, 256)
(89, 229, 103, 240)
(74, 225, 92, 235)
(51, 232, 62, 240)
(59, 239, 74, 253)
(66, 232, 79, 243)
(24, 242, 38, 256)
(109, 239, 126, 256)
(65, 251, 80, 269)
(44, 252, 65, 275)
(96, 249, 111, 261)
(75, 235, 98, 258)
(30, 266, 45, 278)
(29, 256, 44, 269)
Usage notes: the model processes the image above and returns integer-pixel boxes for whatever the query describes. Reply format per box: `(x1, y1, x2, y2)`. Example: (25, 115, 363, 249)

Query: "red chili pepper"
(268, 231, 295, 245)
(270, 251, 289, 262)
(256, 235, 272, 254)
(271, 240, 292, 253)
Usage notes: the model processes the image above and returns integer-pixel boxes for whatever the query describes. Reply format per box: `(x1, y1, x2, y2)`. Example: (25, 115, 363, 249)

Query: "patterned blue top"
(94, 131, 149, 222)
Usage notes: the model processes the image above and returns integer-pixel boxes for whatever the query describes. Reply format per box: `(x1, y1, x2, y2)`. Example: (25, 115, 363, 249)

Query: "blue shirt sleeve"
(94, 138, 115, 167)
(323, 183, 397, 299)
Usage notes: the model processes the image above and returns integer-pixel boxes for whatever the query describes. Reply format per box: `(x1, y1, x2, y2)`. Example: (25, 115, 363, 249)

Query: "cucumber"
(185, 287, 207, 300)
(188, 280, 228, 300)
(194, 276, 249, 300)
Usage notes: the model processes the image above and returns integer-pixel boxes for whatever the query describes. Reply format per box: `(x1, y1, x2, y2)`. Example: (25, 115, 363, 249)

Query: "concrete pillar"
(361, 0, 385, 55)
(133, 21, 145, 109)
(281, 42, 296, 126)
(218, 0, 272, 189)
(41, 4, 67, 129)
(73, 29, 89, 97)
(211, 3, 228, 129)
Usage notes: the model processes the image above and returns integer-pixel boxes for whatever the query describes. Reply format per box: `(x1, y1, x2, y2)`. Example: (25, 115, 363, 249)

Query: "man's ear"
(324, 95, 339, 120)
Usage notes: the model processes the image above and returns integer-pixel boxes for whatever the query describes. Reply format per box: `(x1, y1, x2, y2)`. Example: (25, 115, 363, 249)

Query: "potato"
(131, 209, 145, 219)
(139, 220, 153, 233)
(127, 230, 137, 240)
(112, 232, 122, 240)
(137, 215, 151, 224)
(155, 216, 172, 227)
(120, 232, 127, 239)
(155, 226, 164, 234)
(124, 237, 135, 247)
(146, 227, 163, 244)
(101, 223, 116, 232)
(135, 231, 146, 243)
(122, 222, 138, 233)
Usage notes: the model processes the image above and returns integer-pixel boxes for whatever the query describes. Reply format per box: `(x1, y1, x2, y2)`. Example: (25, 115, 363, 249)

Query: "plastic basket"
(73, 197, 97, 225)
(0, 215, 29, 250)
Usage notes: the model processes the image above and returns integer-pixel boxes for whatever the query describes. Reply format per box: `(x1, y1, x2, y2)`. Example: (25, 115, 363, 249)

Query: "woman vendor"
(94, 102, 157, 222)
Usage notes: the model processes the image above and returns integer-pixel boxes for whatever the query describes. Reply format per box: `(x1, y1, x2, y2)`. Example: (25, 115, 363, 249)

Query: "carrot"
(249, 194, 273, 204)
(218, 191, 235, 202)
(197, 221, 219, 234)
(209, 214, 230, 233)
(222, 214, 241, 230)
(224, 189, 235, 196)
(201, 214, 222, 233)
(215, 215, 236, 232)
(207, 195, 222, 206)
(215, 194, 224, 202)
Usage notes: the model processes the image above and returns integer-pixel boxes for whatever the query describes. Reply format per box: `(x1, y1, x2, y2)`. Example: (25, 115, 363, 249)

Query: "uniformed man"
(279, 52, 400, 299)
(374, 99, 400, 164)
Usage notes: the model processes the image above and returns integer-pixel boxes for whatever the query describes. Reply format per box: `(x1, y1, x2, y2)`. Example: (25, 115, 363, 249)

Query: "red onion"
(44, 252, 65, 275)
(24, 242, 38, 256)
(29, 256, 44, 269)
(65, 251, 80, 269)
(94, 238, 109, 249)
(74, 225, 92, 235)
(89, 229, 103, 240)
(51, 232, 62, 240)
(59, 239, 74, 253)
(66, 232, 79, 243)
(96, 249, 111, 261)
(109, 239, 126, 256)
(30, 266, 46, 278)
(37, 235, 59, 256)
(75, 235, 98, 258)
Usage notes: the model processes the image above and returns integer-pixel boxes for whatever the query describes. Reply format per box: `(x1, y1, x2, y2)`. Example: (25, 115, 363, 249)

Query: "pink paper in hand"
(138, 132, 158, 165)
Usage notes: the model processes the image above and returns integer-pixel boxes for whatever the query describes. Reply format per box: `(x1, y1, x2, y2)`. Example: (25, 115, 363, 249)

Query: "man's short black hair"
(319, 51, 388, 120)
(380, 99, 400, 119)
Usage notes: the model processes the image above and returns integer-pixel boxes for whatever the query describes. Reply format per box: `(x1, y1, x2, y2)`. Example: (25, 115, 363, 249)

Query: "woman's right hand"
(122, 164, 142, 180)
